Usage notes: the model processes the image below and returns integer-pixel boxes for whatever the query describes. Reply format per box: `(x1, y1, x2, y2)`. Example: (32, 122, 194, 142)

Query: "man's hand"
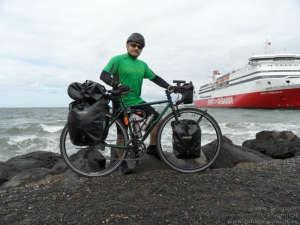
(167, 85, 180, 93)
(115, 84, 131, 95)
(117, 84, 130, 91)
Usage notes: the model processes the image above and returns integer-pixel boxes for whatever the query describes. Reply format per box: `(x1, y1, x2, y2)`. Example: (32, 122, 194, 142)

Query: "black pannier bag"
(181, 82, 194, 104)
(67, 81, 109, 146)
(171, 119, 201, 159)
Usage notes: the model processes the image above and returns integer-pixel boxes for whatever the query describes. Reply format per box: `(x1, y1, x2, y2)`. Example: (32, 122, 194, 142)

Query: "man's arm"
(151, 75, 170, 89)
(100, 56, 120, 88)
(144, 63, 170, 89)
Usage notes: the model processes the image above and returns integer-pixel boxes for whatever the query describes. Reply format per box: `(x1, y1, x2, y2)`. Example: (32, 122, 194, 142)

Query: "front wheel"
(157, 107, 222, 173)
(59, 116, 129, 177)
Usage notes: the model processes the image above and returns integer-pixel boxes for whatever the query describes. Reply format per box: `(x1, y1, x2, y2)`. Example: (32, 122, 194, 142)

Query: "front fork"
(166, 90, 180, 122)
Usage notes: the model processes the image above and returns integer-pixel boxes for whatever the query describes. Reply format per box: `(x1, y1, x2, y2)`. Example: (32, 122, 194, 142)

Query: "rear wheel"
(59, 116, 129, 177)
(157, 107, 222, 173)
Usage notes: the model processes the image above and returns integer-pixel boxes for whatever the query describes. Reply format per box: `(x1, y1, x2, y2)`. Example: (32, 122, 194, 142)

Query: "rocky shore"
(0, 130, 299, 225)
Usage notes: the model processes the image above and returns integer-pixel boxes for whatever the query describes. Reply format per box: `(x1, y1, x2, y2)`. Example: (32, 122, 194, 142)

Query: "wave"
(1, 110, 300, 161)
(41, 124, 64, 133)
(218, 121, 300, 145)
(7, 135, 36, 144)
(0, 136, 60, 161)
(4, 123, 64, 135)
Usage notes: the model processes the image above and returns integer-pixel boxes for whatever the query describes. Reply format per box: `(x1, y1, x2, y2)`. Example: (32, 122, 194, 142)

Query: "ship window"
(286, 80, 290, 83)
(267, 81, 271, 85)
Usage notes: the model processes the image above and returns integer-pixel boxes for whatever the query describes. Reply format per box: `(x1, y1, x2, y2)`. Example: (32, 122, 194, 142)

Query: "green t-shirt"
(103, 53, 156, 106)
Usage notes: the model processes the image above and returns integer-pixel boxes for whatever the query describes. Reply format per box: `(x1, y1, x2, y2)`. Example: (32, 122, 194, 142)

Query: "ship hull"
(194, 87, 300, 109)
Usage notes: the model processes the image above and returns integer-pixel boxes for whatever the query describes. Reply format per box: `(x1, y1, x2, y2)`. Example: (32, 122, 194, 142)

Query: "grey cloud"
(1, 0, 300, 106)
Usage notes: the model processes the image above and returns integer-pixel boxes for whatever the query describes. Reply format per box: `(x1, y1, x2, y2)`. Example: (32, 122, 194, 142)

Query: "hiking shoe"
(146, 145, 161, 160)
(126, 150, 137, 169)
(119, 161, 133, 175)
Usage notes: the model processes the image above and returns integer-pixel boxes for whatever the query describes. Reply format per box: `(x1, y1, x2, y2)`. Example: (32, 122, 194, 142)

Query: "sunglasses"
(129, 43, 143, 49)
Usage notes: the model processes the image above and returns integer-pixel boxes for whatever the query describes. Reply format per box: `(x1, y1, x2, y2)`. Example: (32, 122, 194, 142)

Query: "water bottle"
(142, 114, 155, 131)
(133, 120, 142, 138)
(131, 114, 142, 138)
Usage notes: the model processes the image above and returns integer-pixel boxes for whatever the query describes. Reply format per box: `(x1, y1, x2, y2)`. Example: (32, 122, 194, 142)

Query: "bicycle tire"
(157, 107, 222, 173)
(60, 116, 129, 177)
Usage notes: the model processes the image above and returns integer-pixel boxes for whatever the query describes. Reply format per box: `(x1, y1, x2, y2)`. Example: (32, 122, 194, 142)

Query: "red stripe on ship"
(194, 88, 300, 109)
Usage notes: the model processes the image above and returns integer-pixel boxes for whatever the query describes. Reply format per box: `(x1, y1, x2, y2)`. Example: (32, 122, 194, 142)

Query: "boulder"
(242, 130, 300, 159)
(66, 147, 106, 173)
(202, 136, 268, 169)
(5, 151, 62, 171)
(0, 162, 20, 185)
(240, 146, 273, 160)
(0, 148, 110, 189)
(256, 130, 297, 141)
(155, 136, 269, 170)
(49, 158, 68, 174)
(1, 167, 52, 189)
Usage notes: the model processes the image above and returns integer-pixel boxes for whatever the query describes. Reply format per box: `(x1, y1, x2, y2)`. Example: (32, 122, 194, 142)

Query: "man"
(100, 33, 171, 174)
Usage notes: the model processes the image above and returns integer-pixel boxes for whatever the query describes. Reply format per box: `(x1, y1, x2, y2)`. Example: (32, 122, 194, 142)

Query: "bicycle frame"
(105, 90, 180, 148)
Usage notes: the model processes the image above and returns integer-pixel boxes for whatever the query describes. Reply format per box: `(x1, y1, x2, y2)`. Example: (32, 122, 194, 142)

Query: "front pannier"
(67, 81, 109, 146)
(171, 119, 201, 159)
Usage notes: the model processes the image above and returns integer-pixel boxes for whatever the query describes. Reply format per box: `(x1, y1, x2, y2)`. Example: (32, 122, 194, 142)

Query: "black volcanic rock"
(65, 148, 106, 172)
(0, 162, 19, 185)
(202, 136, 268, 169)
(1, 131, 299, 190)
(5, 151, 62, 171)
(1, 167, 53, 189)
(242, 130, 300, 159)
(0, 149, 107, 189)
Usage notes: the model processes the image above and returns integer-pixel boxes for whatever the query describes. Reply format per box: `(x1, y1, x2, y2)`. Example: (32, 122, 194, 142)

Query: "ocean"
(0, 107, 299, 161)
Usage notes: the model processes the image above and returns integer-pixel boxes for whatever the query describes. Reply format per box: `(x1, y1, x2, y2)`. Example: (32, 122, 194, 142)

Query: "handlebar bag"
(181, 82, 194, 104)
(171, 119, 201, 159)
(68, 99, 109, 146)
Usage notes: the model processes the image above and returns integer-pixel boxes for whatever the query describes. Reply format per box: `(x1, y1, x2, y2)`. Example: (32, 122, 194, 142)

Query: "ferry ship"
(194, 54, 300, 109)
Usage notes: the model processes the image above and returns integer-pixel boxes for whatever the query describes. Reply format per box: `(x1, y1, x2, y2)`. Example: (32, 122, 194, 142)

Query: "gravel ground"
(0, 158, 299, 225)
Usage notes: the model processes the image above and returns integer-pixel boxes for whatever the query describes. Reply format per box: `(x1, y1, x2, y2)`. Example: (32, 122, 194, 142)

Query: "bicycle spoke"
(157, 108, 222, 173)
(197, 114, 204, 123)
(60, 117, 129, 177)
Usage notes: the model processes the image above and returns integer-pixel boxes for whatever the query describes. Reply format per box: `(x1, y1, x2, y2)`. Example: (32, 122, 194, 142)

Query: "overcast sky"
(1, 0, 300, 107)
